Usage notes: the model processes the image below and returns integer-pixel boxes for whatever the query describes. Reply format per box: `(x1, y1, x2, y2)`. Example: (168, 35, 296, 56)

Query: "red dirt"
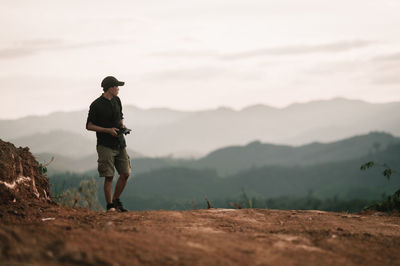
(0, 139, 51, 205)
(1, 203, 400, 266)
(1, 140, 400, 265)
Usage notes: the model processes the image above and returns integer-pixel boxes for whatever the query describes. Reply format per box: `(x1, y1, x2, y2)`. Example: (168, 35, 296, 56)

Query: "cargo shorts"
(96, 145, 131, 177)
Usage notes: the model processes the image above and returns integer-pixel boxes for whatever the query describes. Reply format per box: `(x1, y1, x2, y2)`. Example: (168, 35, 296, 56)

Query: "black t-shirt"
(86, 95, 126, 149)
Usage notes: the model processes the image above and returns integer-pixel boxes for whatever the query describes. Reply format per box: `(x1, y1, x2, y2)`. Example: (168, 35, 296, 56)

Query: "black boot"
(113, 198, 128, 212)
(106, 202, 116, 212)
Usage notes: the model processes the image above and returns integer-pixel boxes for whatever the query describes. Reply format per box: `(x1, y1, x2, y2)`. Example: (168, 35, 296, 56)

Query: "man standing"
(86, 76, 131, 212)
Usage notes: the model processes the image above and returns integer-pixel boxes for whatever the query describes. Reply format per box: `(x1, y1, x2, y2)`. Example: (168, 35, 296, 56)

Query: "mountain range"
(42, 131, 399, 176)
(1, 97, 399, 158)
(50, 138, 400, 210)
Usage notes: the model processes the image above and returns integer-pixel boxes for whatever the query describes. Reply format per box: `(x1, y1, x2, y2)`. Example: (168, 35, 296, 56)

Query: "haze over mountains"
(2, 96, 398, 210)
(27, 131, 399, 175)
(50, 134, 400, 210)
(1, 98, 400, 159)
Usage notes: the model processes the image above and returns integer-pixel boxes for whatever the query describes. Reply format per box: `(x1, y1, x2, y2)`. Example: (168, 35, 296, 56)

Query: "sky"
(0, 0, 400, 119)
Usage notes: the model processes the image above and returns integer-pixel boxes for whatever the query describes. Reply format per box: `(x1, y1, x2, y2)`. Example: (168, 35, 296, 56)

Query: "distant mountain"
(0, 106, 192, 140)
(1, 98, 400, 157)
(196, 131, 400, 175)
(118, 142, 400, 202)
(35, 152, 96, 173)
(141, 98, 400, 156)
(49, 136, 400, 207)
(35, 147, 143, 174)
(77, 132, 399, 178)
(220, 146, 400, 200)
(11, 130, 95, 158)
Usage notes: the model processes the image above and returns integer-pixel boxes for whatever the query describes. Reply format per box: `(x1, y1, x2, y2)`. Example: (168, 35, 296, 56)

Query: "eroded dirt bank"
(1, 203, 400, 266)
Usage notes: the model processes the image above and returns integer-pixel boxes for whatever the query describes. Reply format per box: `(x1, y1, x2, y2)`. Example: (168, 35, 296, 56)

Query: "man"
(86, 76, 131, 212)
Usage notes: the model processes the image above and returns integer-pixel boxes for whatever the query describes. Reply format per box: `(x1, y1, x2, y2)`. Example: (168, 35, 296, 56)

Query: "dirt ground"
(1, 201, 400, 266)
(1, 139, 399, 265)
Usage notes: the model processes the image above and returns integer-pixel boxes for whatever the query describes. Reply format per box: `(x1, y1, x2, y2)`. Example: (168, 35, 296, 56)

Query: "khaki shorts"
(96, 145, 131, 177)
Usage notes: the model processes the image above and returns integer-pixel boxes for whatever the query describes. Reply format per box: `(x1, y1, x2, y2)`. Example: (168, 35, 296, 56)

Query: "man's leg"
(97, 145, 117, 210)
(114, 148, 131, 201)
(104, 176, 114, 204)
(113, 148, 131, 212)
(113, 173, 129, 201)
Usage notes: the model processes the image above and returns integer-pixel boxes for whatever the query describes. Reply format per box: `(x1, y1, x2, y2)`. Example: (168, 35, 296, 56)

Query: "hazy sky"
(1, 0, 400, 119)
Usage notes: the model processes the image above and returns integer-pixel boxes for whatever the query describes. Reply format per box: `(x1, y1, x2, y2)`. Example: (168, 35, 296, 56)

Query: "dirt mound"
(0, 139, 51, 205)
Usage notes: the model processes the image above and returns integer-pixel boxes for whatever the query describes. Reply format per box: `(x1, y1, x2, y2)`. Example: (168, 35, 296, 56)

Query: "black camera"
(118, 127, 132, 135)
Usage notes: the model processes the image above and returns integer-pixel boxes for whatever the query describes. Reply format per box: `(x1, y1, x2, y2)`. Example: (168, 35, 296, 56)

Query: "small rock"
(105, 221, 113, 227)
(46, 251, 54, 258)
(8, 210, 18, 215)
(41, 217, 56, 221)
(167, 255, 179, 262)
(363, 232, 372, 237)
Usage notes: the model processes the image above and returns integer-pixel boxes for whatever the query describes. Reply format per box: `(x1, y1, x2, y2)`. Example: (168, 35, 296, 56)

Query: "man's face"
(109, 86, 119, 97)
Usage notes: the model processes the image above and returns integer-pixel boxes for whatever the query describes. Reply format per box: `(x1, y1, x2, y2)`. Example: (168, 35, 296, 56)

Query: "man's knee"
(105, 176, 113, 183)
(120, 173, 130, 181)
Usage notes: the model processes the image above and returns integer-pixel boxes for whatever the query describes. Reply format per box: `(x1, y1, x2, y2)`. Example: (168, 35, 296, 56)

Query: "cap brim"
(117, 81, 125, 86)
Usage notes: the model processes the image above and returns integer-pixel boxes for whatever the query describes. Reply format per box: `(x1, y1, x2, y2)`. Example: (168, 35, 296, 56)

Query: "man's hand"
(87, 122, 120, 137)
(108, 127, 119, 137)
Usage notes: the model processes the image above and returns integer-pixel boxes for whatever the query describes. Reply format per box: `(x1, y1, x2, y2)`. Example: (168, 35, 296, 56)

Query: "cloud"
(0, 39, 120, 59)
(140, 65, 266, 83)
(372, 52, 400, 62)
(220, 40, 374, 60)
(141, 66, 228, 81)
(372, 75, 400, 85)
(150, 40, 374, 62)
(151, 50, 218, 57)
(368, 51, 400, 85)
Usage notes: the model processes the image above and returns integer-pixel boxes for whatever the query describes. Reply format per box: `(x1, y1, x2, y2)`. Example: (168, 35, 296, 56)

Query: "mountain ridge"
(46, 131, 399, 176)
(1, 98, 400, 157)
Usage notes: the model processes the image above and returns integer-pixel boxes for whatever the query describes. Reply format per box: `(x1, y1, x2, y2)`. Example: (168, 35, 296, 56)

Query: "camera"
(118, 127, 132, 135)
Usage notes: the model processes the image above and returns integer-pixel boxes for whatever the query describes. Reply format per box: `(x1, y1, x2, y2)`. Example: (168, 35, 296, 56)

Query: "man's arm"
(86, 102, 119, 137)
(86, 121, 119, 137)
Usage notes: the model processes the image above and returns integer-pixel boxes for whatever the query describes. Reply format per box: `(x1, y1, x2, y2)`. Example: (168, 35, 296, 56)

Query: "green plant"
(36, 157, 54, 175)
(360, 161, 399, 212)
(363, 189, 400, 212)
(51, 180, 67, 203)
(57, 178, 102, 211)
(36, 161, 48, 174)
(360, 161, 396, 180)
(233, 188, 255, 209)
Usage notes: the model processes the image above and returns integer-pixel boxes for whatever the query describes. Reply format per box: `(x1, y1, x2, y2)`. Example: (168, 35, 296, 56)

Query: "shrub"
(55, 178, 102, 211)
(361, 161, 399, 212)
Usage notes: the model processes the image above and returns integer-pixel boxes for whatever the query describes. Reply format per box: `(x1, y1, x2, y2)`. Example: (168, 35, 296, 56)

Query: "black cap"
(101, 76, 125, 90)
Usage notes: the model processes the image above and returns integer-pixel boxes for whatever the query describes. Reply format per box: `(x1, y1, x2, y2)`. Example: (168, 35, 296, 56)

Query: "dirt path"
(1, 203, 400, 266)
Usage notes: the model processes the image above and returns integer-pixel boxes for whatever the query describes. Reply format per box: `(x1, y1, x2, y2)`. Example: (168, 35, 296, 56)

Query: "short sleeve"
(86, 102, 97, 128)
